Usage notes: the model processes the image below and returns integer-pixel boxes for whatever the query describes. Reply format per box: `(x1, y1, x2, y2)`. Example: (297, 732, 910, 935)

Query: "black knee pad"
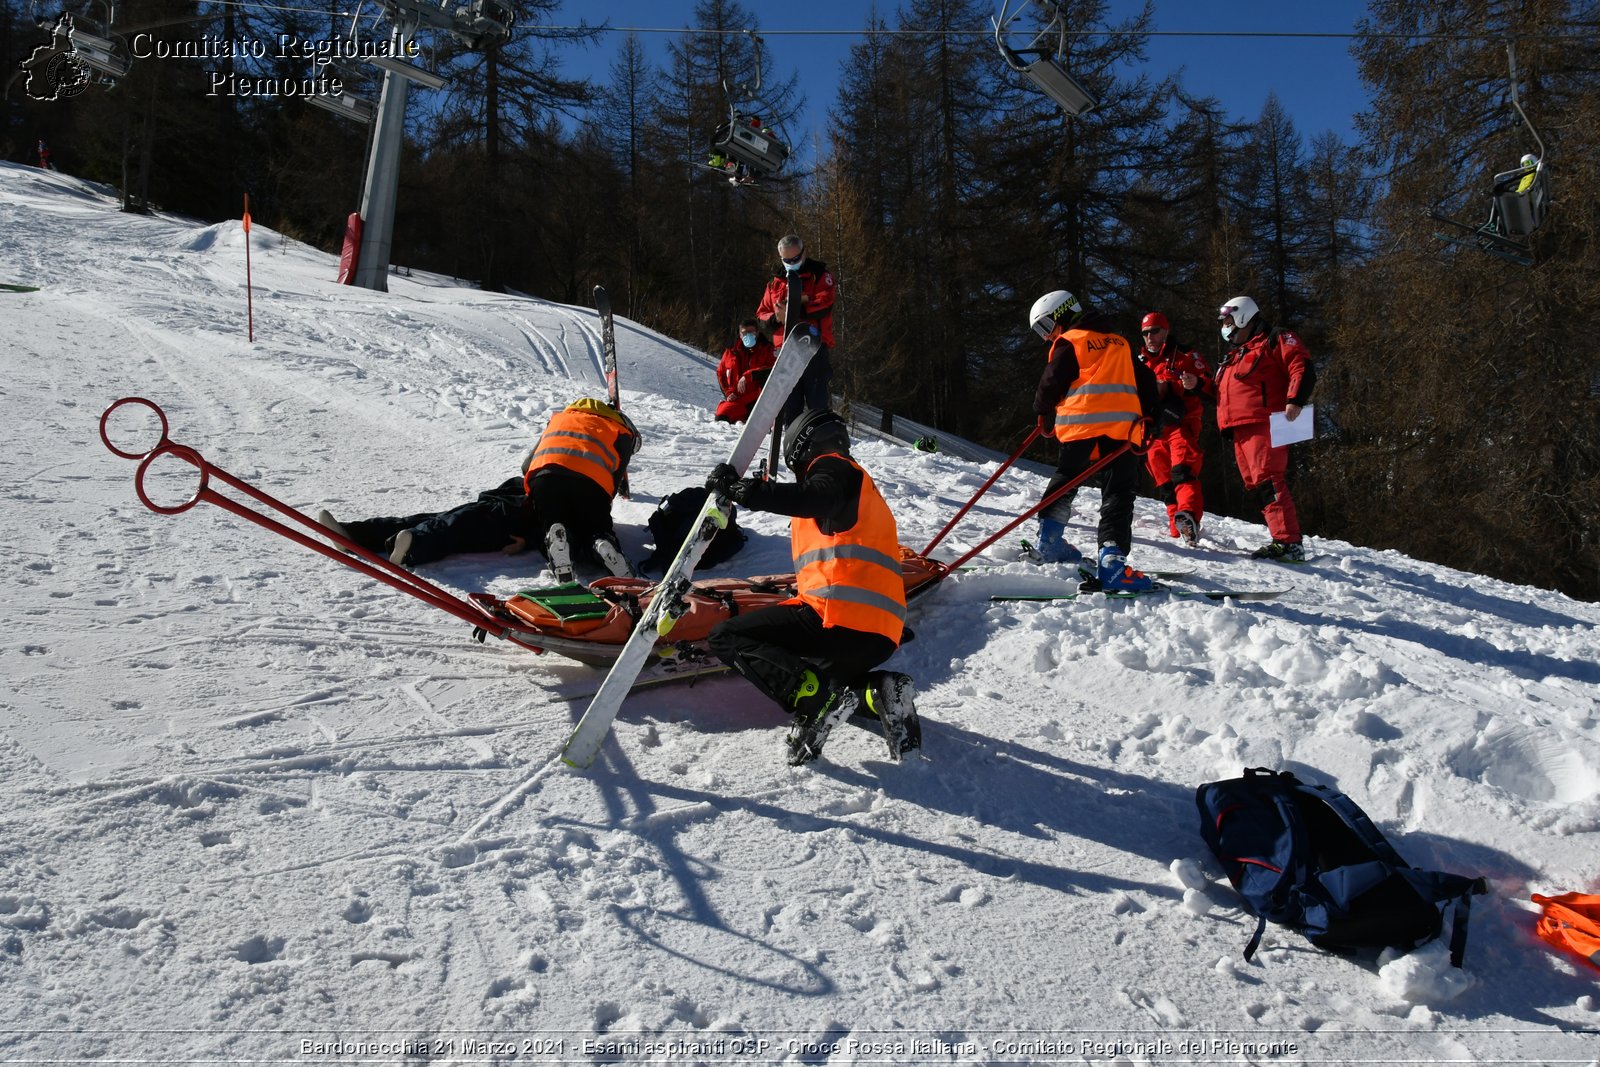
(1156, 481, 1177, 504)
(1253, 481, 1278, 508)
(1170, 464, 1195, 485)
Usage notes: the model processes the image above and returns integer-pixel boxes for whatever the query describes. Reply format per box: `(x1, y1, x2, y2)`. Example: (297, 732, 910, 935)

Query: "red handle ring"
(100, 397, 171, 460)
(134, 443, 209, 516)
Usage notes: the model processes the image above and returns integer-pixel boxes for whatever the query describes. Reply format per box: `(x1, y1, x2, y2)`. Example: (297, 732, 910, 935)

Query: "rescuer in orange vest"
(1027, 289, 1162, 594)
(314, 398, 638, 578)
(521, 398, 639, 582)
(706, 409, 920, 766)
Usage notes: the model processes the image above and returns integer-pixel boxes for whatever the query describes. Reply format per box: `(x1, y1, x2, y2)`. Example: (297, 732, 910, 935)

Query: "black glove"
(706, 462, 743, 500)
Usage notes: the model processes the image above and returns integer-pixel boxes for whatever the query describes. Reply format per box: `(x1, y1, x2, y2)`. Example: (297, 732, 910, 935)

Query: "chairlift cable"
(545, 26, 1590, 43)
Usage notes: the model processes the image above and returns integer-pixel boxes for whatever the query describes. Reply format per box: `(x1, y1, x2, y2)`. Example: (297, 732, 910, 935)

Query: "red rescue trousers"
(1144, 427, 1205, 535)
(1232, 421, 1301, 543)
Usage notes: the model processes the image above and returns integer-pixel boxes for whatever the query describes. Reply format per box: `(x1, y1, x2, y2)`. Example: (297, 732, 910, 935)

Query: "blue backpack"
(1196, 768, 1487, 965)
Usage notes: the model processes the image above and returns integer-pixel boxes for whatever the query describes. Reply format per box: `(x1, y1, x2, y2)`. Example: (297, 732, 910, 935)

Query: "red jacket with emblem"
(756, 258, 836, 347)
(1139, 336, 1215, 438)
(1215, 320, 1316, 431)
(716, 337, 777, 398)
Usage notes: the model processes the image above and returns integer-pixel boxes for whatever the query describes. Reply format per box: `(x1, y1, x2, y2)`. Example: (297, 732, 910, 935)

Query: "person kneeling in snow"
(705, 409, 920, 765)
(319, 398, 638, 581)
(714, 318, 777, 424)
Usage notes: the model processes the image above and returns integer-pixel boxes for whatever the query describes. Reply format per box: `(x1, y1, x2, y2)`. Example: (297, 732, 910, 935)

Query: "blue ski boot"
(1098, 543, 1154, 595)
(1033, 517, 1083, 568)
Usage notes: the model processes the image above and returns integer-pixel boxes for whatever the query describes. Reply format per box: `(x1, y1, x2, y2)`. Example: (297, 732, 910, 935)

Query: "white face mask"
(740, 332, 758, 348)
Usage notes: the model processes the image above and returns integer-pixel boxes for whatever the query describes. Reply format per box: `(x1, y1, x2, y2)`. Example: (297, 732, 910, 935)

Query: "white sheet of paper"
(1270, 405, 1314, 447)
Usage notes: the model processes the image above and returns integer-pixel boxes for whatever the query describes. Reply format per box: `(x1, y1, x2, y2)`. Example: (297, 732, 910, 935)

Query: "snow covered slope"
(1, 161, 1597, 1063)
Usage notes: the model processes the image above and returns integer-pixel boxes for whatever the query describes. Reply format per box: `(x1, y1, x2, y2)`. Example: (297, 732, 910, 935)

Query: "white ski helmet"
(1218, 295, 1259, 343)
(1029, 290, 1081, 340)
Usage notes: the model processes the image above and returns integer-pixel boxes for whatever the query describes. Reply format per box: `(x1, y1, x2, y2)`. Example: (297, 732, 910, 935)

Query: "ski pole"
(99, 397, 520, 639)
(937, 440, 1133, 575)
(920, 424, 1041, 557)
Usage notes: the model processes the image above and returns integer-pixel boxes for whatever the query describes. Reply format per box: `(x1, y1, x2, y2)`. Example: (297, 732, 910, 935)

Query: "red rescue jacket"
(1140, 336, 1215, 439)
(1216, 322, 1316, 431)
(756, 258, 836, 348)
(716, 338, 777, 398)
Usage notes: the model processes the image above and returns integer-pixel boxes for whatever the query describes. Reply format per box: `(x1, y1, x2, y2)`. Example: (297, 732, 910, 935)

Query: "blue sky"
(552, 0, 1373, 148)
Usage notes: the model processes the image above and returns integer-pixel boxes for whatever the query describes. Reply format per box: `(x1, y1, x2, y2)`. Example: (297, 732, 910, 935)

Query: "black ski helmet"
(783, 408, 850, 473)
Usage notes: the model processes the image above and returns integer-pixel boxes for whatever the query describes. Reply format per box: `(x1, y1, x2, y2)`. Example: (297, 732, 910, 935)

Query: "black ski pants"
(708, 600, 897, 713)
(1041, 435, 1142, 554)
(524, 467, 620, 564)
(341, 476, 532, 566)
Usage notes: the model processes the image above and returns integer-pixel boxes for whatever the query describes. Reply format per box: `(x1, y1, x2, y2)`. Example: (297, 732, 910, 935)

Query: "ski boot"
(388, 528, 415, 567)
(1251, 539, 1306, 562)
(786, 668, 860, 766)
(591, 533, 635, 578)
(1174, 511, 1200, 547)
(1096, 543, 1154, 595)
(316, 509, 352, 542)
(1029, 516, 1083, 568)
(858, 671, 921, 760)
(316, 510, 361, 555)
(544, 523, 574, 583)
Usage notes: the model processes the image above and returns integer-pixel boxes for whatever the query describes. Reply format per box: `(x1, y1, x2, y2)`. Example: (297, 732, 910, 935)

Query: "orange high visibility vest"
(789, 456, 906, 644)
(524, 407, 629, 496)
(1051, 328, 1144, 445)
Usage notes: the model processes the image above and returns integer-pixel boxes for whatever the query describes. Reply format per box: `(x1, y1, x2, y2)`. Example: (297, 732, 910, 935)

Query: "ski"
(0, 283, 40, 293)
(556, 658, 733, 703)
(767, 271, 806, 477)
(992, 583, 1289, 604)
(593, 285, 628, 498)
(1005, 548, 1194, 580)
(562, 332, 819, 769)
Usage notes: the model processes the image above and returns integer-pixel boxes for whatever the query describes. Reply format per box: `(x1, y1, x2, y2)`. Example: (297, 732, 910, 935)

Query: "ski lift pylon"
(993, 0, 1096, 116)
(1429, 41, 1551, 265)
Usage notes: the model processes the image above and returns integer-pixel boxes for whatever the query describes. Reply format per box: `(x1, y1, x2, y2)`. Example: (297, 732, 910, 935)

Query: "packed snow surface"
(2, 163, 1598, 1064)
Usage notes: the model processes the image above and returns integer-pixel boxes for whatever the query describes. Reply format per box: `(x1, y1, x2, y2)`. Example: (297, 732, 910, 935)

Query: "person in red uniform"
(1028, 289, 1162, 593)
(1215, 296, 1316, 561)
(714, 318, 778, 423)
(1136, 311, 1215, 545)
(706, 409, 919, 765)
(755, 234, 836, 423)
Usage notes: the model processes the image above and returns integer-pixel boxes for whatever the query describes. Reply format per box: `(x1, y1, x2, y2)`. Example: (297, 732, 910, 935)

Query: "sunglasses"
(1141, 328, 1164, 335)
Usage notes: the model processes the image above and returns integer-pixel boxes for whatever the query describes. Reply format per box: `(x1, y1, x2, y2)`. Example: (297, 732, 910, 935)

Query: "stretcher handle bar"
(920, 425, 1041, 557)
(100, 397, 508, 639)
(936, 439, 1133, 576)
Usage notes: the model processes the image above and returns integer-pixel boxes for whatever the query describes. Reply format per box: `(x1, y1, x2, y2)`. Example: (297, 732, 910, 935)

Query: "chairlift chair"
(43, 2, 131, 81)
(993, 0, 1097, 116)
(712, 114, 789, 177)
(306, 91, 377, 125)
(705, 30, 790, 179)
(454, 0, 515, 49)
(67, 20, 131, 80)
(1429, 42, 1551, 266)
